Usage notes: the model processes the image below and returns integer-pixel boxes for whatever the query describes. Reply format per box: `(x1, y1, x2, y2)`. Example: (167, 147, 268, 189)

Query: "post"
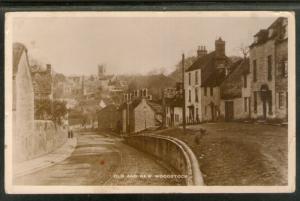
(162, 88, 166, 128)
(182, 53, 186, 132)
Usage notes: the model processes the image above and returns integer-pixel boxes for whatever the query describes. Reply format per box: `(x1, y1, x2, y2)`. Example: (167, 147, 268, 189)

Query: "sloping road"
(15, 130, 184, 186)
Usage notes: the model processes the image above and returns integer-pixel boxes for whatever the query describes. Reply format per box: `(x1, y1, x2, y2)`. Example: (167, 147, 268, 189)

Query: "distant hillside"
(168, 56, 197, 82)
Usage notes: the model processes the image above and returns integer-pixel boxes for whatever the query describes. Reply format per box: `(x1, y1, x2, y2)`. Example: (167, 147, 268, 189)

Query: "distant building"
(120, 98, 162, 133)
(98, 64, 106, 79)
(185, 38, 231, 123)
(165, 98, 183, 127)
(97, 104, 121, 132)
(31, 64, 53, 100)
(249, 17, 288, 120)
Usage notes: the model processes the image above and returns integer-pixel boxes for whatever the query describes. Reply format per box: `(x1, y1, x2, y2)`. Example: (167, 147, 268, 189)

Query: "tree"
(52, 100, 67, 125)
(239, 43, 249, 58)
(168, 56, 197, 82)
(34, 99, 67, 124)
(34, 99, 52, 120)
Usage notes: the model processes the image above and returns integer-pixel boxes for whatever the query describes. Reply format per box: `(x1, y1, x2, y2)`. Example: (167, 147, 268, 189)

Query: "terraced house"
(249, 17, 288, 121)
(184, 38, 232, 123)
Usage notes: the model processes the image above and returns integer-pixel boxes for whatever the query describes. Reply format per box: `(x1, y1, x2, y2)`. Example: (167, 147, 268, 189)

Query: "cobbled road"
(15, 130, 184, 186)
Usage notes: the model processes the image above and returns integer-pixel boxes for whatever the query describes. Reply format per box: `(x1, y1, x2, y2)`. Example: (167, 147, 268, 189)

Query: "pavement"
(13, 137, 77, 179)
(14, 130, 183, 186)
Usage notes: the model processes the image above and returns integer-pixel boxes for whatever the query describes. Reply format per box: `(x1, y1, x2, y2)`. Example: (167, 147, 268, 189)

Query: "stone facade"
(219, 59, 251, 120)
(184, 38, 231, 123)
(120, 98, 162, 133)
(13, 43, 35, 162)
(249, 17, 288, 120)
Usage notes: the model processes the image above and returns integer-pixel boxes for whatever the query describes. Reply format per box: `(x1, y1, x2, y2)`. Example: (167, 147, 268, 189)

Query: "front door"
(225, 101, 234, 121)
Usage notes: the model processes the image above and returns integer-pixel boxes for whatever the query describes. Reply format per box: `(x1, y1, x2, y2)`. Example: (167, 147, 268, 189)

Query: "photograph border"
(3, 10, 296, 194)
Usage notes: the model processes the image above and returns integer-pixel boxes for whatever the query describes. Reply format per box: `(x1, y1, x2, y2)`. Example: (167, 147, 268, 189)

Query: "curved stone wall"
(125, 134, 204, 186)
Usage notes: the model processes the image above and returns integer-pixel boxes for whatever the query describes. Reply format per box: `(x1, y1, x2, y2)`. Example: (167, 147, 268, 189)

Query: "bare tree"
(240, 43, 249, 58)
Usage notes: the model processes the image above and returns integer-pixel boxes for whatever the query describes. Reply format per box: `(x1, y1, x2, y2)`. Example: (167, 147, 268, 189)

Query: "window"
(195, 88, 199, 102)
(195, 71, 198, 85)
(279, 92, 284, 109)
(205, 106, 207, 115)
(204, 87, 207, 96)
(244, 97, 248, 112)
(188, 72, 191, 85)
(268, 55, 272, 81)
(253, 60, 257, 82)
(254, 92, 257, 113)
(188, 90, 191, 102)
(243, 74, 247, 88)
(210, 87, 213, 96)
(281, 60, 288, 78)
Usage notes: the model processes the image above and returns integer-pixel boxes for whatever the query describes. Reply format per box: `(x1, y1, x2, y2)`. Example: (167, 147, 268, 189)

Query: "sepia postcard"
(5, 11, 295, 194)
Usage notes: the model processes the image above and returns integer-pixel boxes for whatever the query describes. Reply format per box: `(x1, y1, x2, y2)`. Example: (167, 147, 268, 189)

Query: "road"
(15, 130, 184, 186)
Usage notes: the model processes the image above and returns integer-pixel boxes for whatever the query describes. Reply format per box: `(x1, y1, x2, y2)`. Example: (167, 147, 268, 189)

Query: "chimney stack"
(197, 46, 207, 58)
(215, 37, 226, 58)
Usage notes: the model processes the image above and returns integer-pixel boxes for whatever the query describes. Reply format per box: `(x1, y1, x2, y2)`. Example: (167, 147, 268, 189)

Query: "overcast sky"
(12, 15, 277, 75)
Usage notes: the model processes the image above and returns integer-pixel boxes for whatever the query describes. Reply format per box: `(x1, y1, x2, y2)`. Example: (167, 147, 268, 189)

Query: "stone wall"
(125, 134, 204, 185)
(15, 120, 67, 162)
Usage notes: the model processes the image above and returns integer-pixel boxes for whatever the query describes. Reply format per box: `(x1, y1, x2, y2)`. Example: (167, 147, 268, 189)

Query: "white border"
(4, 11, 296, 194)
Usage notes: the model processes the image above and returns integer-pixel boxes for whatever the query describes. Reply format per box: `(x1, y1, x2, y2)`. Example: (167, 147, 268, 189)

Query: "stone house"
(184, 38, 232, 123)
(120, 98, 162, 134)
(31, 64, 53, 100)
(12, 42, 35, 162)
(249, 17, 288, 120)
(97, 104, 121, 132)
(220, 59, 251, 121)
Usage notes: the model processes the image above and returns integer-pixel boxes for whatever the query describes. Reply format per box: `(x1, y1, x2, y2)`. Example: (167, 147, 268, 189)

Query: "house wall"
(249, 39, 276, 119)
(98, 107, 120, 131)
(13, 51, 35, 163)
(275, 40, 288, 119)
(166, 106, 182, 127)
(220, 98, 250, 120)
(249, 36, 287, 120)
(200, 86, 221, 122)
(134, 99, 156, 132)
(185, 69, 201, 123)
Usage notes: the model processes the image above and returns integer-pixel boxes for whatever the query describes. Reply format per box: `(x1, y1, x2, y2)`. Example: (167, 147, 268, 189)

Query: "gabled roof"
(185, 51, 215, 72)
(119, 98, 162, 114)
(250, 17, 288, 48)
(185, 51, 231, 87)
(13, 43, 28, 77)
(220, 58, 250, 99)
(147, 101, 163, 114)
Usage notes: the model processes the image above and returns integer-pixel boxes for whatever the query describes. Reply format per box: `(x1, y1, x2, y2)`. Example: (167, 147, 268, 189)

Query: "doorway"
(225, 101, 234, 121)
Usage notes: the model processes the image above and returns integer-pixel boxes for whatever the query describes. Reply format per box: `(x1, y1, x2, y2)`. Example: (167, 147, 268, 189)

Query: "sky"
(12, 15, 277, 76)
